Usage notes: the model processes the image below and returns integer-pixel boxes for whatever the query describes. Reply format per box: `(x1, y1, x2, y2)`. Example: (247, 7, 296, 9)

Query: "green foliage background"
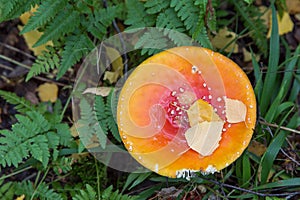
(0, 0, 299, 199)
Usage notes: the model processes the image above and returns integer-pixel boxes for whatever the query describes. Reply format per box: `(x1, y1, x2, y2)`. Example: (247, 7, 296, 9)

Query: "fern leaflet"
(145, 0, 170, 14)
(57, 32, 94, 79)
(20, 0, 68, 34)
(0, 179, 15, 199)
(33, 5, 81, 47)
(15, 181, 63, 200)
(0, 110, 72, 168)
(0, 0, 38, 21)
(124, 0, 156, 29)
(26, 46, 60, 81)
(0, 90, 35, 113)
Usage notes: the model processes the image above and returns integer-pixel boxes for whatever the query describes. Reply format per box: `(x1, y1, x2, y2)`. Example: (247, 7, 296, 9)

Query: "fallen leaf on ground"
(211, 27, 239, 53)
(19, 6, 53, 55)
(286, 0, 300, 14)
(37, 83, 58, 102)
(247, 140, 267, 157)
(103, 45, 123, 84)
(82, 87, 112, 96)
(16, 194, 25, 200)
(267, 11, 294, 38)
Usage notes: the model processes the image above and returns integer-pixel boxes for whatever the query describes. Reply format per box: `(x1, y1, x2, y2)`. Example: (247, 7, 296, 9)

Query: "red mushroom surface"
(117, 46, 256, 178)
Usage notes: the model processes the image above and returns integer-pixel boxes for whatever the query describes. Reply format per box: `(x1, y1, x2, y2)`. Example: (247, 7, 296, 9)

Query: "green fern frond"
(231, 0, 268, 55)
(73, 184, 138, 200)
(83, 6, 122, 40)
(124, 0, 156, 29)
(0, 180, 15, 200)
(20, 0, 68, 34)
(0, 0, 37, 22)
(171, 0, 212, 48)
(144, 0, 170, 14)
(101, 185, 139, 200)
(0, 90, 35, 113)
(15, 181, 63, 200)
(26, 46, 60, 81)
(28, 135, 50, 167)
(135, 29, 168, 55)
(78, 98, 107, 149)
(0, 110, 71, 168)
(53, 157, 73, 175)
(57, 32, 94, 79)
(105, 90, 121, 142)
(156, 8, 184, 31)
(33, 5, 81, 47)
(72, 184, 97, 200)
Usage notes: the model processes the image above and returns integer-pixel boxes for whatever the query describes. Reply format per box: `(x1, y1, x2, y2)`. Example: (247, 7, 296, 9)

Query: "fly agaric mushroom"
(117, 46, 256, 179)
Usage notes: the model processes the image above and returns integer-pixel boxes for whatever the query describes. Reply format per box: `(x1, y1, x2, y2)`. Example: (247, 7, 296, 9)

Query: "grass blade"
(259, 131, 287, 184)
(259, 3, 279, 115)
(255, 178, 300, 190)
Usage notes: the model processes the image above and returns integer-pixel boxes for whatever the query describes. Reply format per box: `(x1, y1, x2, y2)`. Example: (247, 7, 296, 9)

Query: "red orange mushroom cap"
(117, 46, 256, 178)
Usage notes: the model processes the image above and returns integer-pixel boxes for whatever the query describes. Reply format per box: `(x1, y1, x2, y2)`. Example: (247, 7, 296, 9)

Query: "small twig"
(0, 166, 32, 181)
(259, 120, 300, 134)
(202, 177, 300, 197)
(0, 54, 31, 70)
(0, 42, 35, 59)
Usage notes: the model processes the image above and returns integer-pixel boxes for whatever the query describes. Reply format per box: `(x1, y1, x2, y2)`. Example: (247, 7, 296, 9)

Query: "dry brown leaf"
(37, 83, 58, 102)
(211, 27, 239, 53)
(19, 6, 53, 56)
(225, 98, 247, 123)
(247, 140, 267, 157)
(70, 125, 78, 137)
(103, 45, 123, 84)
(286, 0, 300, 14)
(267, 11, 294, 38)
(82, 87, 112, 96)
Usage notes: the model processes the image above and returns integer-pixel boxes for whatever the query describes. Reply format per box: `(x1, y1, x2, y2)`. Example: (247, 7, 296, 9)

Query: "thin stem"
(0, 166, 32, 181)
(30, 167, 50, 200)
(0, 54, 31, 70)
(259, 120, 300, 134)
(202, 177, 300, 197)
(95, 158, 101, 200)
(0, 42, 35, 59)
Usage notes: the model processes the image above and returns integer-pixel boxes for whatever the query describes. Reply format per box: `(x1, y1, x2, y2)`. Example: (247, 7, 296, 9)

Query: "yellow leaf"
(103, 45, 123, 84)
(37, 83, 58, 102)
(242, 48, 260, 63)
(82, 87, 112, 96)
(16, 194, 25, 200)
(104, 71, 120, 84)
(286, 0, 300, 14)
(267, 12, 294, 38)
(19, 6, 53, 56)
(211, 27, 239, 53)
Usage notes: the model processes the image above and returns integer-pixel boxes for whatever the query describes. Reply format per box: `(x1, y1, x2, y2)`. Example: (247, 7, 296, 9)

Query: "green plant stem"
(0, 166, 32, 181)
(95, 158, 101, 200)
(31, 167, 50, 200)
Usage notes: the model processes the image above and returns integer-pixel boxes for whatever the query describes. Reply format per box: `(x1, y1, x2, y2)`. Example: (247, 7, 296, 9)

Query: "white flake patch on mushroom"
(185, 99, 224, 156)
(185, 121, 224, 156)
(176, 169, 199, 180)
(201, 165, 218, 175)
(224, 98, 247, 123)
